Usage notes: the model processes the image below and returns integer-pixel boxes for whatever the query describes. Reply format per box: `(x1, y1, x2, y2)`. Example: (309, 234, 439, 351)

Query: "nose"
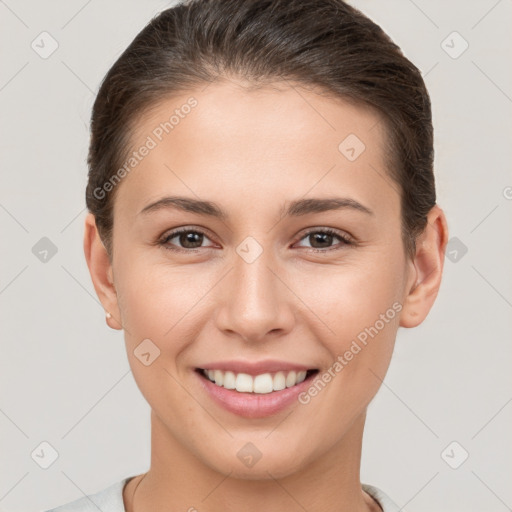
(214, 246, 295, 344)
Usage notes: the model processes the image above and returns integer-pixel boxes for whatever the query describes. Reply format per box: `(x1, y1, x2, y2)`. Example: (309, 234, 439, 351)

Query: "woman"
(46, 0, 449, 510)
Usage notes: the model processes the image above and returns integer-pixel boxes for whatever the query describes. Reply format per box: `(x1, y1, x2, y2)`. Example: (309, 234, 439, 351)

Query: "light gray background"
(1, 1, 511, 511)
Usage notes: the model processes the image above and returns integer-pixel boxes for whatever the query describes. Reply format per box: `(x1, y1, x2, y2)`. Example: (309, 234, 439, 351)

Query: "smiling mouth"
(195, 368, 319, 394)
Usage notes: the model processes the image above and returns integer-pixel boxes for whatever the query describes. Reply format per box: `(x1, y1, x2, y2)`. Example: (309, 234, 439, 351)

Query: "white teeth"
(235, 373, 253, 392)
(253, 373, 274, 394)
(214, 369, 224, 386)
(273, 371, 286, 391)
(296, 370, 307, 384)
(223, 371, 236, 390)
(202, 368, 312, 393)
(285, 371, 297, 388)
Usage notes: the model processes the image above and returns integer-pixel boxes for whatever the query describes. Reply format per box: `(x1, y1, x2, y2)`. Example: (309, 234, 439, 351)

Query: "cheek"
(294, 253, 403, 333)
(114, 262, 198, 413)
(292, 253, 404, 398)
(114, 258, 215, 394)
(115, 255, 201, 339)
(294, 269, 401, 439)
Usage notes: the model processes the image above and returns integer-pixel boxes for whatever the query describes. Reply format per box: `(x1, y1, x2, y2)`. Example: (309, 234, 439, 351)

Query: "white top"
(42, 477, 401, 511)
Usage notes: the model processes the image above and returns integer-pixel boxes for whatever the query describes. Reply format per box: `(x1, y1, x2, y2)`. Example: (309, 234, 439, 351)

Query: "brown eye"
(308, 232, 335, 249)
(159, 228, 213, 252)
(295, 228, 353, 251)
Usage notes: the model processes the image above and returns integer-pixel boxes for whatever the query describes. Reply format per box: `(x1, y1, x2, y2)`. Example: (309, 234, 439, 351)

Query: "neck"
(124, 409, 381, 512)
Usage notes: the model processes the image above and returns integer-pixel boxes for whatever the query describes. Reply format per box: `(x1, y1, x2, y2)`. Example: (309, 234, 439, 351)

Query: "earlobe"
(83, 213, 123, 330)
(399, 205, 449, 328)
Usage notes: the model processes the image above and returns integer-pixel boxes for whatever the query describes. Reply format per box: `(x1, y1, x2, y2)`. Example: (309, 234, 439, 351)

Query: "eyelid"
(296, 226, 354, 241)
(158, 225, 354, 253)
(158, 226, 218, 251)
(292, 227, 354, 249)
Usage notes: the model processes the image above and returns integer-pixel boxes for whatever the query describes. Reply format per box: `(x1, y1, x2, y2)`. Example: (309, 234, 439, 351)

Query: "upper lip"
(197, 359, 317, 376)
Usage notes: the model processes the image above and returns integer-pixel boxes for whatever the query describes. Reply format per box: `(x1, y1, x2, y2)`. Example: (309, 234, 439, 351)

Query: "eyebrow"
(139, 195, 374, 219)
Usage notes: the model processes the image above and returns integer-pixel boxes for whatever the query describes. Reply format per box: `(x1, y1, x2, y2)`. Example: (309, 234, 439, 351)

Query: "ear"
(83, 212, 123, 330)
(399, 205, 449, 328)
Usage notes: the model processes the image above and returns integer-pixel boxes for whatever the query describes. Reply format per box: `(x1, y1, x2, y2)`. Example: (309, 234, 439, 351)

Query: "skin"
(84, 78, 449, 512)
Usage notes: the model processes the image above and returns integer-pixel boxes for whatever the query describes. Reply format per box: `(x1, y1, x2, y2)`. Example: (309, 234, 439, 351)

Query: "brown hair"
(86, 0, 436, 260)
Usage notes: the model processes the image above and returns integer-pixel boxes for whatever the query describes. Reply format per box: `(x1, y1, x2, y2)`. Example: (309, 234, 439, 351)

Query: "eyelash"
(157, 227, 354, 254)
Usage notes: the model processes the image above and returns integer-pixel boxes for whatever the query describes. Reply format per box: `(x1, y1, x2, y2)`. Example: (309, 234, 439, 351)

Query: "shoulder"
(41, 477, 133, 512)
(362, 483, 402, 512)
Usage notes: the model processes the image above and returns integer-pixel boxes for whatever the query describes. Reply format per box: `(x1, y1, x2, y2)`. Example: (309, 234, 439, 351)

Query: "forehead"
(114, 79, 398, 222)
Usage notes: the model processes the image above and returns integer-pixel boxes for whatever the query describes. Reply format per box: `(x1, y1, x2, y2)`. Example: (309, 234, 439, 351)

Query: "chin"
(203, 446, 309, 481)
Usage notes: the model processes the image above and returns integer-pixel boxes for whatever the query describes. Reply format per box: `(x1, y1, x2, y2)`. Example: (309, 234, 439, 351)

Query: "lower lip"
(195, 369, 318, 419)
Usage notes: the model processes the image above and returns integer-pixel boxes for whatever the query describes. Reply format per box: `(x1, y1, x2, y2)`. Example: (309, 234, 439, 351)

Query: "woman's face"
(92, 79, 424, 478)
